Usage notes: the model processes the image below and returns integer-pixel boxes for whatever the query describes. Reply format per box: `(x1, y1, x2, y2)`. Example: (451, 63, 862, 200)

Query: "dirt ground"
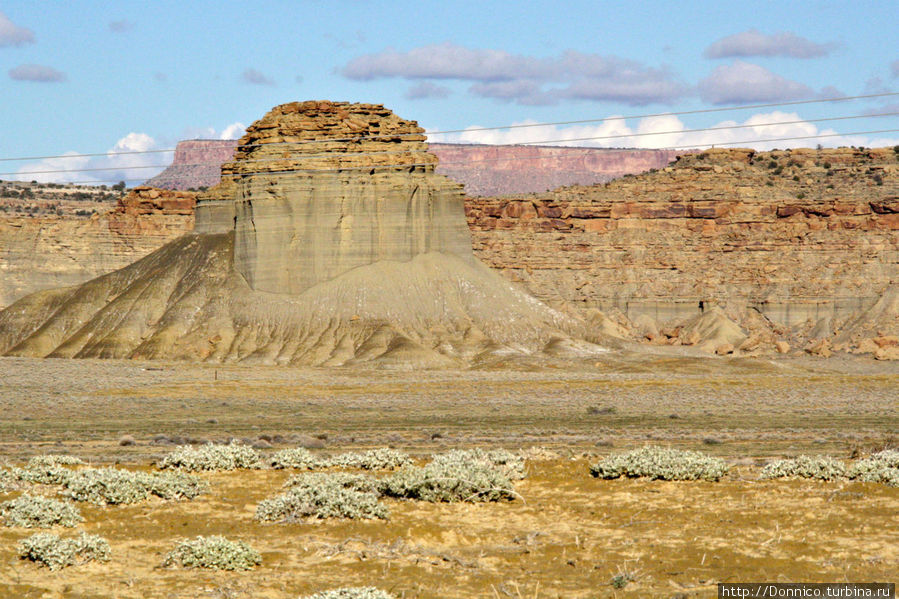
(0, 353, 897, 598)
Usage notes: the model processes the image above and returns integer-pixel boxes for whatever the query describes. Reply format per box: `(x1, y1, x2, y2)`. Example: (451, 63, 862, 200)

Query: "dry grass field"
(0, 353, 897, 598)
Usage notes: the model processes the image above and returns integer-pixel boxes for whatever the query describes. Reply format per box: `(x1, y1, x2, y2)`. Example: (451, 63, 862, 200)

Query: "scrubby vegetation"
(382, 450, 518, 502)
(159, 441, 262, 471)
(17, 532, 110, 570)
(301, 589, 396, 599)
(590, 446, 729, 481)
(13, 463, 77, 485)
(26, 455, 84, 467)
(847, 450, 899, 486)
(429, 448, 526, 480)
(163, 535, 261, 571)
(328, 448, 412, 470)
(1, 494, 83, 528)
(63, 468, 207, 505)
(761, 455, 846, 481)
(257, 472, 388, 522)
(269, 447, 323, 470)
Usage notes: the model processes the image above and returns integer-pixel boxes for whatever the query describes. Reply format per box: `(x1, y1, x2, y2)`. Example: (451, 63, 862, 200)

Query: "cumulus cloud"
(108, 20, 133, 33)
(241, 67, 275, 86)
(219, 122, 246, 140)
(432, 111, 899, 152)
(704, 29, 836, 59)
(14, 133, 165, 185)
(342, 43, 687, 106)
(698, 61, 812, 105)
(404, 81, 451, 100)
(8, 64, 66, 82)
(0, 11, 34, 47)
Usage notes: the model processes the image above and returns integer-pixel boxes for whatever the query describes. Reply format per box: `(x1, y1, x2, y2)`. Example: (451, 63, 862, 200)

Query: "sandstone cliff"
(146, 139, 684, 197)
(0, 186, 193, 307)
(0, 102, 591, 366)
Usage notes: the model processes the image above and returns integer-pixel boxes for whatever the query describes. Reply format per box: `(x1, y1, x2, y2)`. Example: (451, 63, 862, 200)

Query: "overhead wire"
(3, 110, 898, 178)
(1, 90, 897, 163)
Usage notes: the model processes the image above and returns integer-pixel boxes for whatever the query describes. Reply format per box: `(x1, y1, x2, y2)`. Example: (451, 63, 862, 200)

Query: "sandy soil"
(0, 354, 897, 598)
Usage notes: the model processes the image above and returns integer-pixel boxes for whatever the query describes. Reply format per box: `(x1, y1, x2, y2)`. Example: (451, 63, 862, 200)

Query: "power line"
(1, 91, 897, 163)
(4, 111, 897, 178)
(12, 126, 894, 186)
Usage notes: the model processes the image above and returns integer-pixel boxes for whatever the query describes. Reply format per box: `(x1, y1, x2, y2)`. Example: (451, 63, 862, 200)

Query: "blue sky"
(1, 0, 897, 184)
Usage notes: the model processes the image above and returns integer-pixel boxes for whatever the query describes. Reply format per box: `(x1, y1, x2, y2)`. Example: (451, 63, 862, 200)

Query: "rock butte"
(0, 101, 596, 367)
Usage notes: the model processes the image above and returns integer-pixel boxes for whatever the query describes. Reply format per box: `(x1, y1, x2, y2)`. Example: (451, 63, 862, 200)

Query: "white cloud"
(404, 81, 452, 100)
(698, 61, 813, 105)
(0, 11, 34, 47)
(219, 122, 246, 140)
(704, 29, 836, 59)
(241, 68, 275, 86)
(432, 111, 899, 152)
(8, 64, 66, 83)
(14, 133, 165, 185)
(343, 44, 687, 106)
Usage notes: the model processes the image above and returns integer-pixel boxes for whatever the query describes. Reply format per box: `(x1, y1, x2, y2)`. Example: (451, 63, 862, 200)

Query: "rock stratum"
(0, 101, 591, 366)
(146, 139, 684, 197)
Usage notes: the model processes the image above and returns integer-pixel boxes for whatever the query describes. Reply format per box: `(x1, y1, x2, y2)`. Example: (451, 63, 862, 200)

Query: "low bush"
(63, 468, 207, 505)
(26, 455, 84, 467)
(590, 446, 729, 481)
(159, 441, 261, 471)
(269, 447, 324, 470)
(18, 532, 110, 570)
(257, 473, 387, 522)
(761, 456, 846, 481)
(430, 448, 526, 480)
(847, 450, 899, 487)
(0, 469, 16, 492)
(163, 535, 261, 571)
(329, 448, 412, 470)
(301, 589, 396, 599)
(383, 452, 517, 502)
(13, 464, 76, 486)
(1, 494, 83, 528)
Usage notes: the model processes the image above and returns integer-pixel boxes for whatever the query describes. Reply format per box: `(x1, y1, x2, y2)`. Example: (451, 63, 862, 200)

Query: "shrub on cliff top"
(761, 456, 846, 481)
(163, 535, 261, 571)
(1, 494, 83, 528)
(18, 532, 110, 570)
(590, 446, 729, 481)
(159, 441, 261, 471)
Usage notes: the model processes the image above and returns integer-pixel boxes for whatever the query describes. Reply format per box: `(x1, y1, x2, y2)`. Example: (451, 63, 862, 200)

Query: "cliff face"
(0, 101, 586, 366)
(146, 139, 685, 196)
(0, 186, 194, 307)
(465, 146, 899, 339)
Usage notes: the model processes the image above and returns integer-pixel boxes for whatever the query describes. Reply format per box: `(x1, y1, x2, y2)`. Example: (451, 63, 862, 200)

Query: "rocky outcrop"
(1, 101, 592, 366)
(0, 187, 194, 308)
(146, 139, 685, 196)
(465, 146, 899, 351)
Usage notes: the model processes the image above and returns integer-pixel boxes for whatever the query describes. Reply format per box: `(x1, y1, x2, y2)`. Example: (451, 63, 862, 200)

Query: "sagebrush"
(1, 494, 83, 528)
(761, 456, 845, 481)
(17, 532, 110, 570)
(590, 446, 729, 481)
(159, 441, 261, 471)
(382, 451, 517, 502)
(164, 535, 261, 571)
(301, 589, 396, 599)
(63, 468, 207, 505)
(257, 472, 387, 521)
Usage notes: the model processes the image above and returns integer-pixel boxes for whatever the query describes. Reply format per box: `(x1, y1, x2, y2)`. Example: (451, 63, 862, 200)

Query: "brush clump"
(159, 441, 262, 471)
(590, 446, 729, 481)
(382, 450, 518, 502)
(1, 494, 83, 528)
(256, 472, 388, 521)
(761, 455, 846, 481)
(301, 589, 397, 599)
(163, 535, 261, 571)
(17, 532, 110, 570)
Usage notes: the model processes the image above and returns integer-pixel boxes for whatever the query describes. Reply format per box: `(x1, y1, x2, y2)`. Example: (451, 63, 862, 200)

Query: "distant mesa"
(146, 139, 685, 197)
(0, 101, 600, 366)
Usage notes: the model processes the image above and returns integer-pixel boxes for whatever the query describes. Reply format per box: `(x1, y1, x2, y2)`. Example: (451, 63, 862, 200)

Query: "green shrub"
(18, 532, 110, 570)
(301, 589, 396, 599)
(63, 468, 207, 505)
(383, 452, 517, 502)
(1, 494, 83, 528)
(269, 447, 324, 470)
(159, 441, 261, 471)
(761, 456, 845, 481)
(590, 446, 729, 481)
(257, 473, 388, 522)
(329, 448, 412, 470)
(163, 535, 261, 571)
(847, 450, 899, 487)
